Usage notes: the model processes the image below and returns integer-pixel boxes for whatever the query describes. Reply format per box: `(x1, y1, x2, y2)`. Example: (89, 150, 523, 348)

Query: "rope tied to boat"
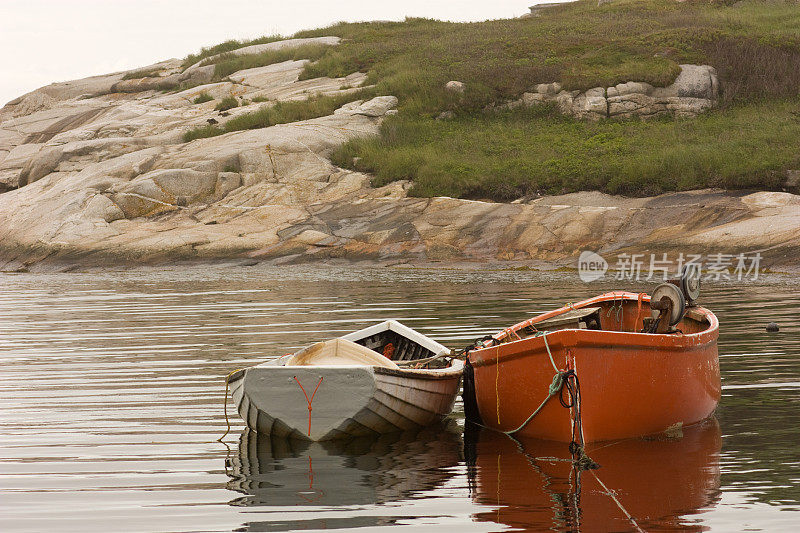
(606, 292, 625, 324)
(503, 332, 599, 470)
(218, 368, 245, 442)
(293, 375, 323, 437)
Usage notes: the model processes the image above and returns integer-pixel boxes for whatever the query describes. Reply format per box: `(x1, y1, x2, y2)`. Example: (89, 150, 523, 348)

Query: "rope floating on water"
(590, 469, 645, 533)
(217, 368, 245, 442)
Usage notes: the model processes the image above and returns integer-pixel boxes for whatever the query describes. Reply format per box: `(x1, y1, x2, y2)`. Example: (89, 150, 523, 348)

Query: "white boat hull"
(229, 362, 463, 441)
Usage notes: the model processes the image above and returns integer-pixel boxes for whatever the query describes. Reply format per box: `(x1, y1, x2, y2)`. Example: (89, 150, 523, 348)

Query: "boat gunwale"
(341, 319, 451, 356)
(233, 359, 464, 382)
(469, 291, 719, 367)
(230, 320, 457, 384)
(373, 359, 464, 380)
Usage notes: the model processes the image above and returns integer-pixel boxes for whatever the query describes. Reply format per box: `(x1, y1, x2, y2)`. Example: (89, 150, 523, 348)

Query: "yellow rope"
(217, 368, 245, 442)
(495, 346, 501, 424)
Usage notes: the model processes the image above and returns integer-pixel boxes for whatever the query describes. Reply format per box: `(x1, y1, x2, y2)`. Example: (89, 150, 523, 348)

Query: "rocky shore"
(1, 37, 799, 272)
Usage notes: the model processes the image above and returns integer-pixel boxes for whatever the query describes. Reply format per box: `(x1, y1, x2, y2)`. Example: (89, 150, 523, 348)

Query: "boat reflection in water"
(226, 421, 462, 529)
(466, 419, 722, 532)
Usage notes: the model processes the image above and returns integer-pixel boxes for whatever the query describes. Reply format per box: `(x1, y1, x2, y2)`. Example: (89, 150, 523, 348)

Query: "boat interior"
(286, 338, 401, 369)
(494, 298, 713, 345)
(352, 329, 440, 363)
(285, 335, 453, 370)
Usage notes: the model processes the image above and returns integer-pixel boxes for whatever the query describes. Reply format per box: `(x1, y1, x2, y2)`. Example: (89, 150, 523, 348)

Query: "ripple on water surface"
(0, 265, 798, 532)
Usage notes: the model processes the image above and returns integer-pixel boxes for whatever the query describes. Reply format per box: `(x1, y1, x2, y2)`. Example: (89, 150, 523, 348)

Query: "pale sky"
(0, 0, 566, 106)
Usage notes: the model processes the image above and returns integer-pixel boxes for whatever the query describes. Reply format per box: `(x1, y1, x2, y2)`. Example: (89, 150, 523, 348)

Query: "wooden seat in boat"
(285, 338, 400, 369)
(534, 307, 601, 330)
(510, 307, 602, 340)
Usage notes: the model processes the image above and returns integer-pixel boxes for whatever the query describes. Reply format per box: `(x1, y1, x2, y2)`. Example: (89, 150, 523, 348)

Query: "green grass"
(192, 92, 213, 104)
(183, 125, 224, 143)
(331, 100, 800, 199)
(294, 0, 800, 114)
(304, 0, 800, 197)
(206, 43, 331, 81)
(181, 35, 285, 69)
(214, 96, 239, 111)
(182, 89, 374, 142)
(121, 68, 162, 80)
(177, 0, 800, 198)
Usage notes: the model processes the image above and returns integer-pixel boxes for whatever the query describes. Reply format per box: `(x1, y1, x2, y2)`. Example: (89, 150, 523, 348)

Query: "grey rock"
(109, 178, 174, 218)
(584, 87, 606, 99)
(673, 64, 718, 100)
(445, 81, 465, 93)
(653, 65, 718, 100)
(82, 194, 125, 222)
(571, 90, 607, 119)
(608, 93, 657, 116)
(518, 66, 717, 121)
(4, 48, 791, 270)
(535, 82, 561, 95)
(183, 37, 341, 72)
(608, 81, 652, 98)
(349, 96, 398, 117)
(521, 92, 547, 105)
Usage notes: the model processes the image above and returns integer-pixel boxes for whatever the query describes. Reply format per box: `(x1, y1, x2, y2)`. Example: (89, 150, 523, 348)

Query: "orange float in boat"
(465, 289, 720, 443)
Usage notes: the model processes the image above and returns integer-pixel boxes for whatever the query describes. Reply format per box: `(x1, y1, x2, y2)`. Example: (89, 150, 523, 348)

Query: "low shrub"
(331, 100, 800, 199)
(181, 35, 284, 69)
(182, 89, 374, 142)
(121, 68, 162, 80)
(182, 0, 800, 197)
(192, 92, 213, 104)
(704, 37, 800, 104)
(183, 124, 224, 142)
(208, 43, 330, 81)
(214, 96, 239, 111)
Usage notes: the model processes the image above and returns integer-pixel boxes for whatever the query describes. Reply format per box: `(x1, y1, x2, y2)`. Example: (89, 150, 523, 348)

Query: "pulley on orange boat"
(681, 265, 701, 305)
(649, 283, 685, 333)
(669, 264, 701, 306)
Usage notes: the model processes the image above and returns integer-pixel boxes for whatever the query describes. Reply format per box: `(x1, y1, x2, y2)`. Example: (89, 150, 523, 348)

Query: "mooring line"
(590, 469, 644, 533)
(217, 368, 245, 442)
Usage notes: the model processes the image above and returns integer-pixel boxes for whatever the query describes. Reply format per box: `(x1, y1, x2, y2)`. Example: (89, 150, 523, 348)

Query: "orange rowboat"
(464, 291, 720, 443)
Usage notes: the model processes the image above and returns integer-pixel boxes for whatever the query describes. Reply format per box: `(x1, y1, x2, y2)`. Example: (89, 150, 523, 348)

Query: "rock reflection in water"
(226, 421, 463, 529)
(465, 419, 721, 531)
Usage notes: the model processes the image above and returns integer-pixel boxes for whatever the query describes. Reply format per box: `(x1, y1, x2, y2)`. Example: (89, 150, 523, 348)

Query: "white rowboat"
(228, 321, 463, 441)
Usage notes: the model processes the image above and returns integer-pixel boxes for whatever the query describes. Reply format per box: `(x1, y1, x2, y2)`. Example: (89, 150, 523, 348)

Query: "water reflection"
(1, 266, 798, 532)
(465, 420, 722, 532)
(227, 422, 463, 530)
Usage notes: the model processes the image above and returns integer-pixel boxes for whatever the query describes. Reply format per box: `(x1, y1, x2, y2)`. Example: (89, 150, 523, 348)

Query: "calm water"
(1, 265, 798, 532)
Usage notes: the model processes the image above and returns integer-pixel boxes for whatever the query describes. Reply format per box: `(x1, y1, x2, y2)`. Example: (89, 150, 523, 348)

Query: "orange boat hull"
(468, 292, 720, 442)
